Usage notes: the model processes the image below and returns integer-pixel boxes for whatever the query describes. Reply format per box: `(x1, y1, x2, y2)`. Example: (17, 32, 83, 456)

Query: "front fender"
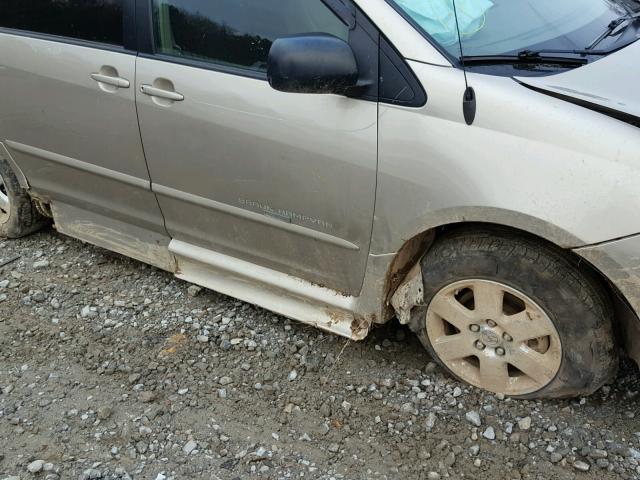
(372, 62, 640, 255)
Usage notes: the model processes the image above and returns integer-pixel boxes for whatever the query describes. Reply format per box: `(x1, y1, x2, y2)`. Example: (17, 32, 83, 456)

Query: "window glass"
(0, 0, 124, 46)
(152, 0, 349, 72)
(390, 0, 637, 58)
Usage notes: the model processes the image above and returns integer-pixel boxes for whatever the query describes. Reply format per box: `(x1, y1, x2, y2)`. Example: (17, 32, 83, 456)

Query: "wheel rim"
(0, 173, 9, 220)
(425, 279, 562, 396)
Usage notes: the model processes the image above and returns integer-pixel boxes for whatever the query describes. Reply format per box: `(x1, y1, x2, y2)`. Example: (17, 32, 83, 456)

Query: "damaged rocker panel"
(169, 239, 372, 340)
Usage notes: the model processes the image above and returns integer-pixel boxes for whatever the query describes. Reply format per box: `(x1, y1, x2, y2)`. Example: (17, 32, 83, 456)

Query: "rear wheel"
(410, 228, 618, 399)
(0, 159, 48, 238)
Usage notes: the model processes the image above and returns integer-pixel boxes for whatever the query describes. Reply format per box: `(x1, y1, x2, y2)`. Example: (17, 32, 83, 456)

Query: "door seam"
(133, 54, 173, 243)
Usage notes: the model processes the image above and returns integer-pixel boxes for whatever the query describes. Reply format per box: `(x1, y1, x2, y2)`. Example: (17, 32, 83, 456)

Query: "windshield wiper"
(461, 51, 590, 67)
(587, 12, 640, 50)
(461, 46, 616, 67)
(517, 49, 609, 57)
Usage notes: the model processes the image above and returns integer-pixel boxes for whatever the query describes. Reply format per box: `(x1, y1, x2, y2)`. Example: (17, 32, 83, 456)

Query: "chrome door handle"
(140, 84, 184, 101)
(90, 73, 130, 88)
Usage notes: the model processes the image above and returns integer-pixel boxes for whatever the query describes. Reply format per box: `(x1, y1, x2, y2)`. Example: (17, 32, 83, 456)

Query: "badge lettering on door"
(239, 199, 334, 230)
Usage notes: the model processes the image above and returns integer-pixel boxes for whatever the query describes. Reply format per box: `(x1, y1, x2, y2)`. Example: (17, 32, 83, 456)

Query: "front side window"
(0, 0, 124, 46)
(152, 0, 349, 73)
(390, 0, 640, 59)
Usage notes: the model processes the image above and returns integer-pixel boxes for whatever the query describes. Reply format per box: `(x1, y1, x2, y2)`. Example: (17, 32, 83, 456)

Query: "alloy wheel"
(425, 279, 562, 396)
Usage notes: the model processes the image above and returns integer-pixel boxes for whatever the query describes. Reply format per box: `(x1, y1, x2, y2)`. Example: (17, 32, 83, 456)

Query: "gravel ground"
(1, 228, 640, 480)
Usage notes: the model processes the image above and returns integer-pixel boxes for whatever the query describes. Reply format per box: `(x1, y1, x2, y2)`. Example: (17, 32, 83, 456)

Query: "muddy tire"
(0, 159, 48, 238)
(410, 227, 618, 399)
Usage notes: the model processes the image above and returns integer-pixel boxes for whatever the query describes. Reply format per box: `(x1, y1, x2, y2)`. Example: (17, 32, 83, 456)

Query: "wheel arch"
(382, 221, 635, 352)
(383, 220, 585, 307)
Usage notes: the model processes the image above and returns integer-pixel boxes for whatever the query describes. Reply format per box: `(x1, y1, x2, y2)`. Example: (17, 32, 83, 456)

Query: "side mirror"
(267, 34, 359, 95)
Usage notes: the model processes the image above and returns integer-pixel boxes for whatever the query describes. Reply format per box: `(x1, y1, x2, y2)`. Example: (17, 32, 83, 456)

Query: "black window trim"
(139, 51, 270, 81)
(379, 35, 427, 108)
(0, 0, 137, 54)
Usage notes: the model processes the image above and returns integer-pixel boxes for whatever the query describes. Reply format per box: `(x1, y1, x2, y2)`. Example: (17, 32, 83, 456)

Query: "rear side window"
(152, 0, 349, 73)
(0, 0, 124, 46)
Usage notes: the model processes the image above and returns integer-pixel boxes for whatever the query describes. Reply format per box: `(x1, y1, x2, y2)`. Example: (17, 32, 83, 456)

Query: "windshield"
(390, 0, 639, 58)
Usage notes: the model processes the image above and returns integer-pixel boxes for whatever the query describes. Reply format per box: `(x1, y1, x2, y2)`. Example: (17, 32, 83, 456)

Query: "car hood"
(516, 40, 640, 120)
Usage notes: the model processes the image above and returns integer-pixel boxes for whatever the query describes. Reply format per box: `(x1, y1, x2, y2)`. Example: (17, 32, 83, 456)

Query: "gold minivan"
(1, 0, 640, 398)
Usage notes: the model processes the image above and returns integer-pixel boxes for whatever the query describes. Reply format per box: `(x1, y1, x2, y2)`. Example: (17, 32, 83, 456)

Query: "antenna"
(451, 0, 477, 125)
(451, 0, 468, 88)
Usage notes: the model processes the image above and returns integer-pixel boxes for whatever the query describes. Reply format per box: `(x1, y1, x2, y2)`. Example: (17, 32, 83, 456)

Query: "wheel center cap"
(480, 329, 501, 347)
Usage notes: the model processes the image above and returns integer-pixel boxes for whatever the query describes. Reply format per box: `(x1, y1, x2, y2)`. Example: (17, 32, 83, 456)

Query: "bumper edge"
(574, 234, 640, 366)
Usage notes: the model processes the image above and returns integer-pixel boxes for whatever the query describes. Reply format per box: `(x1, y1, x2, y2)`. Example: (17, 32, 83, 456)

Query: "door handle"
(140, 84, 184, 101)
(90, 73, 130, 88)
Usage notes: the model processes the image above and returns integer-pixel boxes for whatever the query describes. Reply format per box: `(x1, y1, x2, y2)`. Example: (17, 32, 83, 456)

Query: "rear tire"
(410, 227, 618, 399)
(0, 159, 48, 239)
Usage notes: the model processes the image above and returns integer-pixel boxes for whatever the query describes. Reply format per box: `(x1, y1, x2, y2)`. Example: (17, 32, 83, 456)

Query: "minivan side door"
(135, 0, 379, 295)
(0, 0, 166, 240)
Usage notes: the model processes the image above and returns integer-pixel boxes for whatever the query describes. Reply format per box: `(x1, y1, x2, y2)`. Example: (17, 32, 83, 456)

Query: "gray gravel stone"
(80, 468, 102, 480)
(97, 406, 112, 420)
(183, 440, 198, 455)
(466, 411, 482, 427)
(518, 416, 532, 430)
(483, 426, 496, 440)
(80, 306, 97, 319)
(32, 260, 49, 269)
(187, 285, 202, 297)
(139, 391, 156, 403)
(574, 460, 590, 472)
(425, 412, 436, 431)
(27, 460, 45, 473)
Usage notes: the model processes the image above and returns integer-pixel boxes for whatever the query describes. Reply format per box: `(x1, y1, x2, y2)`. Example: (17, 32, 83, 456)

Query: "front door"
(136, 0, 378, 294)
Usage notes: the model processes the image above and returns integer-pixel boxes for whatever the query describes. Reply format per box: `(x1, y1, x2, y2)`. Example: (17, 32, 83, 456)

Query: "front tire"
(410, 227, 618, 399)
(0, 159, 48, 238)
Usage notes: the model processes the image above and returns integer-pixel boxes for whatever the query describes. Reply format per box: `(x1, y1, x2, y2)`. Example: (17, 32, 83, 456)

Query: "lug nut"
(486, 319, 497, 327)
(503, 332, 513, 342)
(469, 324, 480, 332)
(495, 347, 506, 356)
(475, 340, 486, 350)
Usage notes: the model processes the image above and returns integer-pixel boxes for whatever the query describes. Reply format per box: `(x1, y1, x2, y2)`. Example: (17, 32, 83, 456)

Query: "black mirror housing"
(267, 34, 359, 95)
